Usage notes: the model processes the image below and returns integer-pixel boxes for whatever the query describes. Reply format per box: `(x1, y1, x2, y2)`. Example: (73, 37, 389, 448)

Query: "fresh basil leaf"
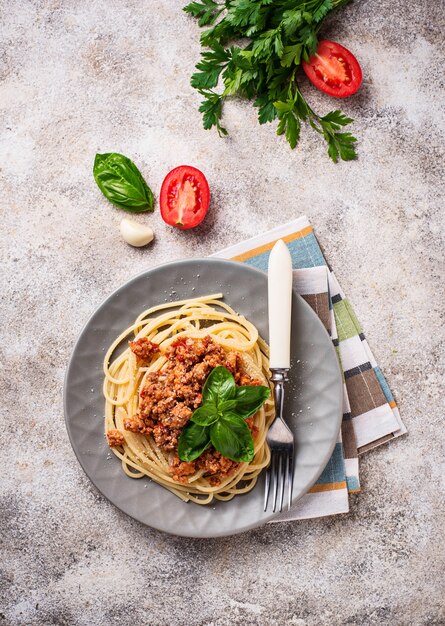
(219, 399, 237, 413)
(210, 413, 254, 463)
(202, 366, 236, 405)
(93, 153, 154, 212)
(177, 422, 211, 461)
(234, 385, 270, 418)
(191, 404, 219, 426)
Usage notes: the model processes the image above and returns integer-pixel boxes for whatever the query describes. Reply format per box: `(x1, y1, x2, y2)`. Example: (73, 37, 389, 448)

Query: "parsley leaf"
(191, 42, 230, 89)
(254, 92, 277, 124)
(313, 0, 333, 23)
(198, 89, 228, 135)
(184, 0, 223, 27)
(281, 44, 302, 68)
(320, 110, 357, 162)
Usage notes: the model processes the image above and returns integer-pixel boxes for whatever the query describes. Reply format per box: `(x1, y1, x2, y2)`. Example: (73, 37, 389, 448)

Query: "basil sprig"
(178, 366, 269, 463)
(93, 153, 154, 212)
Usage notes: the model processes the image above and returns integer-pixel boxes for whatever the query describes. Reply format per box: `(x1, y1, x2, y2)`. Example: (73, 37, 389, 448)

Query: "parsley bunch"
(184, 0, 357, 162)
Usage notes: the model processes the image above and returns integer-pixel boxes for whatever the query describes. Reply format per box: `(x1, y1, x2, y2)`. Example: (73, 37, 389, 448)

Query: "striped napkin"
(211, 215, 406, 520)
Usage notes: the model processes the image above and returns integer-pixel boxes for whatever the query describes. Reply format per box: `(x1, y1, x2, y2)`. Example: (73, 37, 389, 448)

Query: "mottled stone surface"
(1, 1, 444, 624)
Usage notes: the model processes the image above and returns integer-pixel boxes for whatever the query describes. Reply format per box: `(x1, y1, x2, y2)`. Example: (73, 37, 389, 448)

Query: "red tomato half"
(302, 40, 362, 98)
(160, 165, 210, 229)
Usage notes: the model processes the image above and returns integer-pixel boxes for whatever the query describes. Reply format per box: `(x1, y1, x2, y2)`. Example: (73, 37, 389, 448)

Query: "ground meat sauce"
(124, 335, 262, 485)
(106, 429, 124, 448)
(129, 337, 159, 362)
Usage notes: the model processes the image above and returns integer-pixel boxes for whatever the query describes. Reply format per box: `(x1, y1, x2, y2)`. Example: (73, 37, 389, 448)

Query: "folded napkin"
(211, 216, 406, 520)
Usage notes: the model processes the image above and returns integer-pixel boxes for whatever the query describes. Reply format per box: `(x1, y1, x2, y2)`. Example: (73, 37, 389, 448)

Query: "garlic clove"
(120, 218, 154, 247)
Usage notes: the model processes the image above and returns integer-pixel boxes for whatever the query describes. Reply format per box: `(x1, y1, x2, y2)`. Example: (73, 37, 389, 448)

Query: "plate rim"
(63, 257, 343, 537)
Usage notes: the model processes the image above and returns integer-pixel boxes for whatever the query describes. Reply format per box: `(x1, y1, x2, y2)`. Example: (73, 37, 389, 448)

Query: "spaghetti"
(103, 294, 274, 504)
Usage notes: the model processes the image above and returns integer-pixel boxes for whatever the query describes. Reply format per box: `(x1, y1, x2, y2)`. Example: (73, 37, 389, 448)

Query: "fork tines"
(264, 448, 294, 512)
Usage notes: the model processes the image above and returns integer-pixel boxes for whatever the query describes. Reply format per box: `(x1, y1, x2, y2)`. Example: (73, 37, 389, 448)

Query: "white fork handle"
(268, 240, 293, 369)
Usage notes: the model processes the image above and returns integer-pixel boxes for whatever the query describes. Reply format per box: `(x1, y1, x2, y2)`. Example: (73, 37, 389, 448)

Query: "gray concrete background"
(1, 1, 444, 624)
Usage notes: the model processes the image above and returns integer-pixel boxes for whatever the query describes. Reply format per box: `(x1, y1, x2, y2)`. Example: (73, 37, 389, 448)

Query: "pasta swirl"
(103, 294, 274, 504)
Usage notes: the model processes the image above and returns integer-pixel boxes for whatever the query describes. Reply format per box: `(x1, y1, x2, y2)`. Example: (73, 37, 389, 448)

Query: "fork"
(264, 368, 295, 512)
(265, 239, 295, 513)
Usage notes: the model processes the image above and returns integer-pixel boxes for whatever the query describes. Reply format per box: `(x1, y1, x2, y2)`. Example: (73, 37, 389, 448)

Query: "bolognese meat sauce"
(128, 337, 159, 362)
(106, 429, 124, 448)
(123, 335, 262, 484)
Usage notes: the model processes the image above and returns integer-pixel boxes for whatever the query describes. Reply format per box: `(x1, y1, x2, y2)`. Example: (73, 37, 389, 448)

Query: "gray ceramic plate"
(64, 258, 342, 537)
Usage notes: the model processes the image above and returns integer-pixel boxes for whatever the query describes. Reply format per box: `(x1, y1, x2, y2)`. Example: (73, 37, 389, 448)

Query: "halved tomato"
(160, 165, 210, 229)
(302, 40, 362, 98)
